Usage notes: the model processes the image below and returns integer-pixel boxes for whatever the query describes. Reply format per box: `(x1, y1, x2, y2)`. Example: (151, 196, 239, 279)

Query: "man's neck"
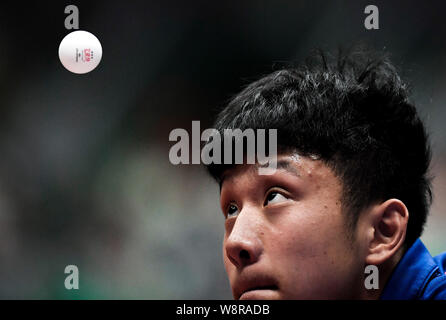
(359, 248, 405, 300)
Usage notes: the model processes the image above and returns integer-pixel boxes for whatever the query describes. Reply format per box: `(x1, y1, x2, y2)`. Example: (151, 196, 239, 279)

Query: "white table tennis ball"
(58, 30, 102, 74)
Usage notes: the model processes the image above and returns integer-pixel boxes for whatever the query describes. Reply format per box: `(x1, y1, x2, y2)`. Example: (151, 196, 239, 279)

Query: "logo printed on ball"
(76, 47, 94, 63)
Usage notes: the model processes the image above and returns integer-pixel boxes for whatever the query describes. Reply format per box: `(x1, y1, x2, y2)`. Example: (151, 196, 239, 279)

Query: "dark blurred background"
(0, 0, 445, 299)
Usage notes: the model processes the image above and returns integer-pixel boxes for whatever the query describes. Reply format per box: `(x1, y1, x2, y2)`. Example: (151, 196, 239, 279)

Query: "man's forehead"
(219, 153, 311, 188)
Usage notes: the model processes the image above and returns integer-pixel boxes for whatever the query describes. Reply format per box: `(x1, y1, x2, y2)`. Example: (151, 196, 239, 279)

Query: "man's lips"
(238, 285, 279, 300)
(233, 275, 279, 300)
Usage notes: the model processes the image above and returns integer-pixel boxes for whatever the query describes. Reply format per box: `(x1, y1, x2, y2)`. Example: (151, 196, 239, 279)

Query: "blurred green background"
(0, 0, 445, 299)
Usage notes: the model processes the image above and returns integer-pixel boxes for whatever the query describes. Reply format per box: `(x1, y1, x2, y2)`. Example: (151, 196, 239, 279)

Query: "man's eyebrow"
(259, 159, 301, 177)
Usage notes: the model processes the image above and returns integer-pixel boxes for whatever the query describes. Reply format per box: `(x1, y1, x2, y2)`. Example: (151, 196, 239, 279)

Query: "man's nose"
(225, 208, 263, 269)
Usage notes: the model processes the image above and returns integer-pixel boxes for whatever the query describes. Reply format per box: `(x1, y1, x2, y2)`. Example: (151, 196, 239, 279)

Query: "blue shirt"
(380, 238, 446, 300)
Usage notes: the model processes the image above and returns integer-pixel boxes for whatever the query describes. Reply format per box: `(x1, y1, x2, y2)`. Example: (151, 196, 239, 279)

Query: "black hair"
(205, 48, 433, 248)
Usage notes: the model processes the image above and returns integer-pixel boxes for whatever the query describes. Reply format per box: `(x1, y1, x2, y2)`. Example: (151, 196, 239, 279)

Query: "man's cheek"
(223, 254, 235, 277)
(223, 260, 238, 294)
(271, 219, 326, 253)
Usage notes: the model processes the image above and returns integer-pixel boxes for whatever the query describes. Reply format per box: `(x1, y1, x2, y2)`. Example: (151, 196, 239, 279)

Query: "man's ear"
(365, 199, 409, 266)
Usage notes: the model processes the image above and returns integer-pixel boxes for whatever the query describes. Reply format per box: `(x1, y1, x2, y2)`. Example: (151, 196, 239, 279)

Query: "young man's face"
(220, 153, 367, 299)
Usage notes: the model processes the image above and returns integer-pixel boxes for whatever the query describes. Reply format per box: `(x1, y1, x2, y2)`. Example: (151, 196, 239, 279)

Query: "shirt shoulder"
(422, 270, 446, 300)
(422, 252, 446, 300)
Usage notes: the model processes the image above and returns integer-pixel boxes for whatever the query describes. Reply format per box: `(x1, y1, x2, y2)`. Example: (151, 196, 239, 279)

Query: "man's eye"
(226, 204, 239, 218)
(264, 191, 288, 206)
